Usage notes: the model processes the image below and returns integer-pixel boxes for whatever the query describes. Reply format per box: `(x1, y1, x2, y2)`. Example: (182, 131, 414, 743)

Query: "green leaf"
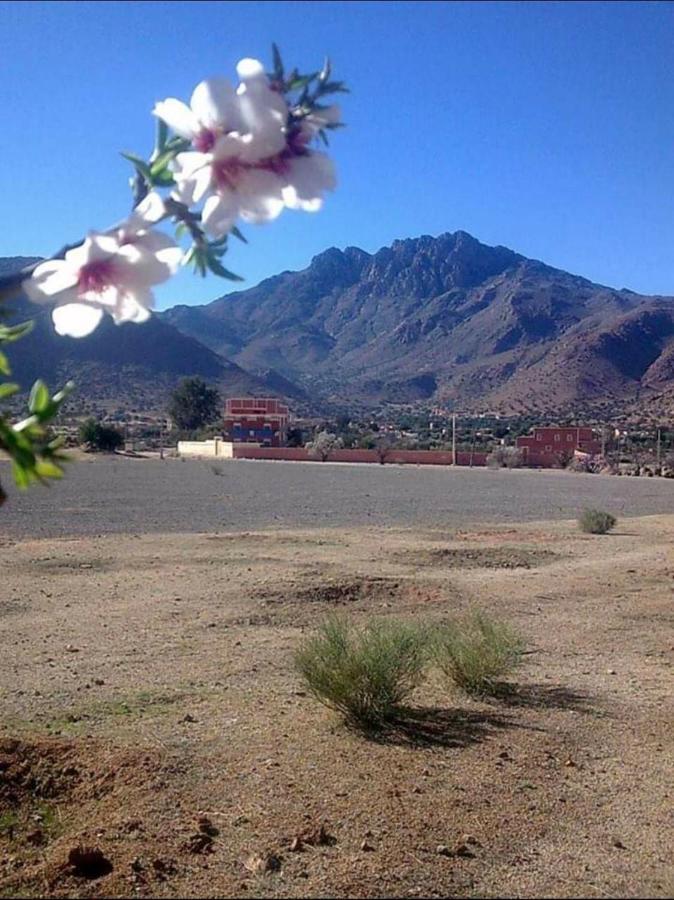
(154, 118, 169, 155)
(272, 43, 284, 80)
(35, 459, 63, 480)
(11, 460, 33, 489)
(230, 226, 248, 244)
(0, 320, 33, 343)
(318, 57, 331, 84)
(207, 257, 244, 281)
(120, 151, 152, 181)
(29, 380, 50, 414)
(0, 382, 19, 399)
(0, 351, 9, 376)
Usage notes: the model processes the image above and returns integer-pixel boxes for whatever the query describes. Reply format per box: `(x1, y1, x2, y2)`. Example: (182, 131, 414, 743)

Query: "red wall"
(232, 446, 488, 466)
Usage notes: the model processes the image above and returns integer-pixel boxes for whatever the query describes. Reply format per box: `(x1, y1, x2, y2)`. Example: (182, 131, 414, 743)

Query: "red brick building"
(517, 426, 601, 468)
(223, 397, 289, 447)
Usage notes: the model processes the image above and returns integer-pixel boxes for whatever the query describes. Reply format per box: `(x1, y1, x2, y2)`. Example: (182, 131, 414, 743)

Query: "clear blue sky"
(2, 0, 673, 308)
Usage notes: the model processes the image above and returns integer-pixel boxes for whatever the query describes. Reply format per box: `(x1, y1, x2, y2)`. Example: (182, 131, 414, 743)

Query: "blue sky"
(2, 0, 673, 308)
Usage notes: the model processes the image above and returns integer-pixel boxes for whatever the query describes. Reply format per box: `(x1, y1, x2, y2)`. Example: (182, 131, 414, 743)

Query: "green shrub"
(432, 611, 524, 696)
(78, 418, 123, 452)
(578, 508, 617, 534)
(294, 616, 426, 729)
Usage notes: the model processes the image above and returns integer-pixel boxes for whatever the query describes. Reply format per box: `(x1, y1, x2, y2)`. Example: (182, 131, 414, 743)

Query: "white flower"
(24, 200, 182, 338)
(281, 149, 336, 212)
(153, 78, 241, 151)
(157, 59, 336, 239)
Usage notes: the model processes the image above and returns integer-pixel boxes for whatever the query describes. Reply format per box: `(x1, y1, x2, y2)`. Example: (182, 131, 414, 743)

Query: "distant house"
(517, 426, 601, 468)
(223, 397, 289, 447)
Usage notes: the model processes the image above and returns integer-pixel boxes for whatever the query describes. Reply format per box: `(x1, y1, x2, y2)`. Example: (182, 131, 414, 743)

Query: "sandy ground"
(1, 510, 672, 898)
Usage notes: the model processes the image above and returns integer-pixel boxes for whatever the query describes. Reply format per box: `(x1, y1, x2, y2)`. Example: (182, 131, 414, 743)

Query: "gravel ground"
(1, 456, 673, 538)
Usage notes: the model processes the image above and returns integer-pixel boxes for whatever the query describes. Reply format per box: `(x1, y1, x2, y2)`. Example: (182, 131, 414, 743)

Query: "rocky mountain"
(5, 231, 674, 421)
(163, 231, 674, 417)
(0, 257, 305, 417)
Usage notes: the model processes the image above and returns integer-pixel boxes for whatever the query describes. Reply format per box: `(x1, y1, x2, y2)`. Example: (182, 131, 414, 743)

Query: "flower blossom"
(24, 194, 182, 338)
(154, 59, 338, 238)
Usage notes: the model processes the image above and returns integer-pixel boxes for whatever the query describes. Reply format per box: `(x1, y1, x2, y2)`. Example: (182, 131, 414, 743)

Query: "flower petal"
(65, 233, 119, 269)
(152, 98, 200, 139)
(282, 152, 336, 210)
(23, 260, 78, 302)
(190, 78, 240, 130)
(111, 289, 153, 325)
(202, 192, 238, 238)
(52, 303, 104, 338)
(237, 169, 285, 223)
(236, 59, 288, 159)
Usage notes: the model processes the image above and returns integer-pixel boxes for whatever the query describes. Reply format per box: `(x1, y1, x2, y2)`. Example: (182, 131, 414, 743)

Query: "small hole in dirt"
(68, 845, 113, 879)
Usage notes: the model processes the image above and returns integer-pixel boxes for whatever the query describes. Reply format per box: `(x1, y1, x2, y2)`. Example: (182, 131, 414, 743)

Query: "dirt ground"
(1, 514, 672, 898)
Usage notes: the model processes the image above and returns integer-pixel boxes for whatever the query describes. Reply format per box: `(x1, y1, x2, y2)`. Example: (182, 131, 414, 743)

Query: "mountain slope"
(163, 231, 674, 415)
(0, 258, 304, 415)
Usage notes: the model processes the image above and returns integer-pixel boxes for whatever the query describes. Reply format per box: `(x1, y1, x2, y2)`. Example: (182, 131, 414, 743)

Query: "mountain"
(163, 231, 674, 418)
(0, 257, 305, 417)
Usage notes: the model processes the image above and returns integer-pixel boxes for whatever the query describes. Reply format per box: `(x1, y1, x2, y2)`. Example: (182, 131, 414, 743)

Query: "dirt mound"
(0, 736, 180, 896)
(397, 547, 559, 569)
(257, 575, 408, 608)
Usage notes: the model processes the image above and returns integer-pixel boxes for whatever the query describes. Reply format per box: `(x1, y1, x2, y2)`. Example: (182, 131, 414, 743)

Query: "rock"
(181, 714, 197, 723)
(244, 853, 282, 874)
(455, 842, 476, 858)
(184, 832, 213, 854)
(67, 845, 113, 879)
(436, 845, 452, 857)
(65, 645, 80, 653)
(613, 839, 627, 850)
(289, 836, 303, 852)
(360, 839, 375, 852)
(461, 834, 481, 847)
(197, 815, 219, 837)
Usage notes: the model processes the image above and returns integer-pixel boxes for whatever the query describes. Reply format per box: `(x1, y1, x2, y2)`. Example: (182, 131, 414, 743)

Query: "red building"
(517, 426, 601, 468)
(223, 397, 289, 447)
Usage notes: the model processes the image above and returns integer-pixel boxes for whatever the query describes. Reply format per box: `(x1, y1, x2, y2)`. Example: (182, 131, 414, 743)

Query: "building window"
(536, 433, 542, 441)
(545, 445, 552, 451)
(554, 434, 560, 442)
(567, 434, 573, 442)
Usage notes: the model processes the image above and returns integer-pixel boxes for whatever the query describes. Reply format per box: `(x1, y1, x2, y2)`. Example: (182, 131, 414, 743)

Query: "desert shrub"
(294, 616, 427, 729)
(486, 446, 523, 469)
(578, 508, 617, 534)
(431, 611, 525, 696)
(78, 418, 123, 452)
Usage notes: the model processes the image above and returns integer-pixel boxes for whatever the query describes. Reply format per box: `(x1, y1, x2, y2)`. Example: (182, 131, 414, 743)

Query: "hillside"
(0, 258, 304, 417)
(163, 231, 674, 418)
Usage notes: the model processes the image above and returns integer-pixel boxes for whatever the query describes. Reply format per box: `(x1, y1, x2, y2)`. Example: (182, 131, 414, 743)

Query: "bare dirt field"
(1, 469, 672, 898)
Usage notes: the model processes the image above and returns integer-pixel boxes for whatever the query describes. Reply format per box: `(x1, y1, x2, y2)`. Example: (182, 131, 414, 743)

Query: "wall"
(177, 439, 233, 459)
(231, 446, 488, 466)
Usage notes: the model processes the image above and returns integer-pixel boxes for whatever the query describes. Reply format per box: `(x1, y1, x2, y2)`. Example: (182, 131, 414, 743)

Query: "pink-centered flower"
(159, 59, 337, 238)
(24, 194, 182, 338)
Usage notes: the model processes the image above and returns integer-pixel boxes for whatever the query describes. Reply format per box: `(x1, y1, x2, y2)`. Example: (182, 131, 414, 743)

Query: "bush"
(486, 446, 523, 469)
(578, 508, 617, 534)
(78, 419, 123, 452)
(431, 611, 524, 696)
(294, 616, 426, 729)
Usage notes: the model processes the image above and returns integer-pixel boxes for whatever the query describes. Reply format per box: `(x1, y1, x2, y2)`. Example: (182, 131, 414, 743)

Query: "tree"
(168, 378, 221, 432)
(78, 419, 123, 452)
(307, 430, 343, 462)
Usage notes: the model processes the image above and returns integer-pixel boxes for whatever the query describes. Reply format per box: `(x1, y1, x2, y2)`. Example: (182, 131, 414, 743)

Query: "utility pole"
(601, 425, 607, 458)
(657, 427, 662, 468)
(452, 413, 457, 466)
